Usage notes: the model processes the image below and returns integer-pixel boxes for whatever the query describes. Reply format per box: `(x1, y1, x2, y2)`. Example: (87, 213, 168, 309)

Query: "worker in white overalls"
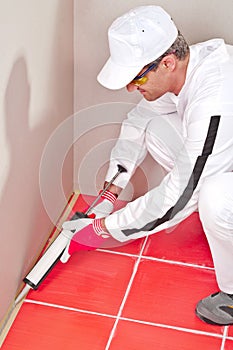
(62, 6, 233, 326)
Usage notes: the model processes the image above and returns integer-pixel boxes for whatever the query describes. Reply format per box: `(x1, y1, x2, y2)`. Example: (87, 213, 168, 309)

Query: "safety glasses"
(131, 63, 157, 86)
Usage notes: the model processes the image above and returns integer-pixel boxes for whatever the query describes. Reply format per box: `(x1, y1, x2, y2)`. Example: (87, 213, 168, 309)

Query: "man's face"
(126, 60, 173, 101)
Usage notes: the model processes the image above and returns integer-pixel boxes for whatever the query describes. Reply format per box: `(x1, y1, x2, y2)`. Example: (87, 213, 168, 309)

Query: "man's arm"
(104, 109, 230, 242)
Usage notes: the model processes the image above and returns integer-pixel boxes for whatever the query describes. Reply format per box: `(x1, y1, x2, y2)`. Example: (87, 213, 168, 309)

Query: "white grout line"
(120, 316, 225, 340)
(98, 248, 215, 271)
(104, 236, 149, 350)
(24, 299, 117, 319)
(25, 298, 230, 341)
(220, 326, 228, 350)
(143, 256, 215, 270)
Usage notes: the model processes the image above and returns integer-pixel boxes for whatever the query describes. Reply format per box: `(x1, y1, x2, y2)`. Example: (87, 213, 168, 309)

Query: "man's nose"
(126, 82, 139, 92)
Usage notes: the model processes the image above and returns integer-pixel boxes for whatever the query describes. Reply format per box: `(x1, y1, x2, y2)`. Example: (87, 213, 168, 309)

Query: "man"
(61, 6, 233, 325)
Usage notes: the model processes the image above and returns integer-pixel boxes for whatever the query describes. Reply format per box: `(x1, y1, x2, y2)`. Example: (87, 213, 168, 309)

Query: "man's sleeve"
(105, 94, 177, 188)
(105, 101, 233, 241)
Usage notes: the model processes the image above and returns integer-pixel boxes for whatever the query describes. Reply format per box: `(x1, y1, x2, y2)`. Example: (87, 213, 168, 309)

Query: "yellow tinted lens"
(132, 76, 148, 86)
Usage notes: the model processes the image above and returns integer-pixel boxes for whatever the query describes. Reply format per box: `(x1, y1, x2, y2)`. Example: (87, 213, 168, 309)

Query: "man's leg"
(197, 173, 233, 325)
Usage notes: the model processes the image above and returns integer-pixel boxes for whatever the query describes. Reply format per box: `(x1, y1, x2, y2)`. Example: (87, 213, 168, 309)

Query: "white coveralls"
(104, 39, 233, 293)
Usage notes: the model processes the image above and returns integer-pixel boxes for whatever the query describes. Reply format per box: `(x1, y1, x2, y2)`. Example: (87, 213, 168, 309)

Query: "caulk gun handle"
(117, 164, 127, 174)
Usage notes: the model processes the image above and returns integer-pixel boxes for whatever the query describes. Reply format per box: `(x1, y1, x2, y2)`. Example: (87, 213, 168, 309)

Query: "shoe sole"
(195, 308, 233, 326)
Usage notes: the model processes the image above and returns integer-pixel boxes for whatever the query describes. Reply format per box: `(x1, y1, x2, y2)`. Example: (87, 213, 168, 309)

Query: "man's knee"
(199, 173, 233, 236)
(145, 114, 183, 171)
(145, 114, 182, 148)
(199, 176, 222, 218)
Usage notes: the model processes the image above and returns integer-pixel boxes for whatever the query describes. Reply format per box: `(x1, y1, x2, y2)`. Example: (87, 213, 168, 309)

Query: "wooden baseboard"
(0, 192, 79, 347)
(0, 299, 24, 347)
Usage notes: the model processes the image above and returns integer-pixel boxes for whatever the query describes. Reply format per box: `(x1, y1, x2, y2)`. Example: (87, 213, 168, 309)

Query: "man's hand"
(62, 218, 93, 234)
(87, 190, 117, 218)
(60, 218, 110, 263)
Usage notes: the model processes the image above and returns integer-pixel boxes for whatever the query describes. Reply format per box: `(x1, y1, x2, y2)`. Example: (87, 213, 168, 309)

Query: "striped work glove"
(60, 218, 110, 263)
(87, 190, 117, 218)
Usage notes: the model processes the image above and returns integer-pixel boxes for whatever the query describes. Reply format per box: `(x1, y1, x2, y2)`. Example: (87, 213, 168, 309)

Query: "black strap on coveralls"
(122, 115, 221, 237)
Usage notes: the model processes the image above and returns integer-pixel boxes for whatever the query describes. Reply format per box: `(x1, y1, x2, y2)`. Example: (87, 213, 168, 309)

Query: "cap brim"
(97, 57, 143, 90)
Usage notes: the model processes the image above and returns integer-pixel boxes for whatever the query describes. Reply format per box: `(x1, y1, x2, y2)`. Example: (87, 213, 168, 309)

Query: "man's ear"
(161, 55, 176, 72)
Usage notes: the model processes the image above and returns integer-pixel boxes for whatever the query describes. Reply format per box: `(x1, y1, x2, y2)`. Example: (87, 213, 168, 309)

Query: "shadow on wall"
(74, 103, 166, 203)
(0, 57, 51, 321)
(0, 1, 74, 325)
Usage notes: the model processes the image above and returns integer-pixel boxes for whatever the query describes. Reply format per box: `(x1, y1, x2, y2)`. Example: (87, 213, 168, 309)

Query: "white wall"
(0, 0, 73, 324)
(74, 0, 233, 202)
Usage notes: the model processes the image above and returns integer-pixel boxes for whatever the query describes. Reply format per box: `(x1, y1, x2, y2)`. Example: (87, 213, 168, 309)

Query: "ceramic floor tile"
(225, 339, 233, 349)
(68, 193, 97, 216)
(2, 303, 114, 350)
(109, 319, 222, 350)
(4, 193, 227, 350)
(227, 326, 233, 337)
(122, 259, 222, 334)
(143, 212, 214, 267)
(103, 237, 146, 255)
(27, 250, 136, 316)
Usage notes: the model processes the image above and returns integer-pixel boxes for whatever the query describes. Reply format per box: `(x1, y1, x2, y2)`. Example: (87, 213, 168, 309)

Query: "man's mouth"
(138, 87, 146, 94)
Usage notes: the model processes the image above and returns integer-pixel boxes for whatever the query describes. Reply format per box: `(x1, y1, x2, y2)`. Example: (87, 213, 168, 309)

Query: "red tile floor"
(2, 194, 233, 350)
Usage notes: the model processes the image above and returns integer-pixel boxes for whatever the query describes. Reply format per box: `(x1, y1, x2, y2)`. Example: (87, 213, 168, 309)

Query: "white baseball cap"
(97, 6, 178, 90)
